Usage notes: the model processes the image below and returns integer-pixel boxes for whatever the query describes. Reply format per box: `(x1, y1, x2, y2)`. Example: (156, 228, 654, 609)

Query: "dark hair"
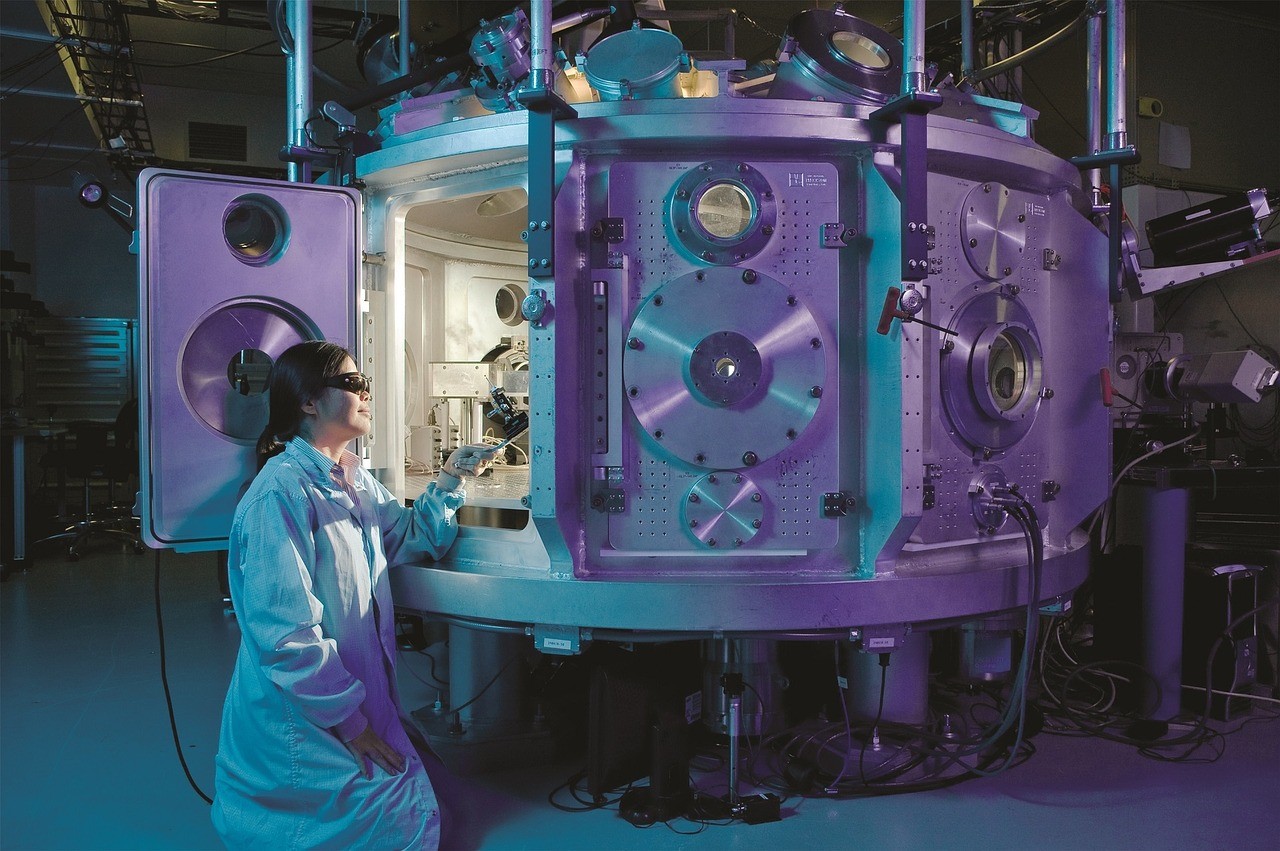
(255, 340, 354, 469)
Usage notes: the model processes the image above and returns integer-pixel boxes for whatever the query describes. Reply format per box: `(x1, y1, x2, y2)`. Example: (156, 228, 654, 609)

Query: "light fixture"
(70, 171, 135, 231)
(72, 172, 108, 208)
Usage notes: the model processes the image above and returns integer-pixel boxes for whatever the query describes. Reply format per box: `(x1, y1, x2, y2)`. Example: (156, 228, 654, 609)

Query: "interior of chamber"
(399, 187, 532, 529)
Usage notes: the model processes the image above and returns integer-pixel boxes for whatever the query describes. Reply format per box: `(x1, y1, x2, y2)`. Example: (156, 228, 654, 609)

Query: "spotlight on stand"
(73, 172, 108, 207)
(71, 171, 135, 232)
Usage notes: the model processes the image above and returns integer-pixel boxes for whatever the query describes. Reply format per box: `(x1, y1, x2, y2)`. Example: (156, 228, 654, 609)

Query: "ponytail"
(253, 341, 353, 471)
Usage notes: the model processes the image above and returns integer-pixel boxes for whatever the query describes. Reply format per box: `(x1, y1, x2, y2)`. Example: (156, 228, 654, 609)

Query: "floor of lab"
(3, 546, 1279, 851)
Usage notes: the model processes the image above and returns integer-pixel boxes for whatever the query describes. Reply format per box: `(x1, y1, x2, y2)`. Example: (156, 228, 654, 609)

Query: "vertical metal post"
(1105, 0, 1128, 151)
(727, 691, 741, 804)
(960, 0, 975, 82)
(519, 0, 575, 277)
(902, 0, 927, 95)
(398, 0, 411, 77)
(1085, 7, 1104, 208)
(1139, 483, 1189, 720)
(872, 2, 942, 285)
(1106, 0, 1127, 301)
(530, 0, 553, 92)
(285, 0, 312, 183)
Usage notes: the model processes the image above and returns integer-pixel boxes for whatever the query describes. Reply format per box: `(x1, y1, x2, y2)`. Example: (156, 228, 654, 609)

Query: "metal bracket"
(590, 487, 626, 513)
(1043, 248, 1061, 271)
(822, 492, 857, 518)
(532, 623, 590, 655)
(821, 222, 856, 247)
(1042, 480, 1061, 502)
(870, 90, 944, 283)
(858, 623, 909, 652)
(592, 217, 625, 243)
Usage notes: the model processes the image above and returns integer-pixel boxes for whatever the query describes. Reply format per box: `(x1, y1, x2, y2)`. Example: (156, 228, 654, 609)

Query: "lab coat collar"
(285, 438, 363, 517)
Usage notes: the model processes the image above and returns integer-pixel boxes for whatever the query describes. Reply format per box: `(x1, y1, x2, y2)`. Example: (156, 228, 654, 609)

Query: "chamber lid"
(585, 27, 685, 91)
(785, 8, 901, 103)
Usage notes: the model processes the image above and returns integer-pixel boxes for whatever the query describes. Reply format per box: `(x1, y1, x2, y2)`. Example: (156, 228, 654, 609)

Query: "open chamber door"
(137, 170, 360, 551)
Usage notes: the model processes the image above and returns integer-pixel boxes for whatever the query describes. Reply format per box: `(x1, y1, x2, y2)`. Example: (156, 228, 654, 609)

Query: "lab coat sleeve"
(369, 473, 464, 566)
(233, 488, 369, 736)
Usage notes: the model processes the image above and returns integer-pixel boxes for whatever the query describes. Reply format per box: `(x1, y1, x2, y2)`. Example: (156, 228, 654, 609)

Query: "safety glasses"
(323, 372, 373, 396)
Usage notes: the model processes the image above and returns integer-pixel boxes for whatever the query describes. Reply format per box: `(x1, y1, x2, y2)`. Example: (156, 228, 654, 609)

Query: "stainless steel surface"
(285, 0, 312, 183)
(1106, 0, 1127, 150)
(137, 170, 359, 551)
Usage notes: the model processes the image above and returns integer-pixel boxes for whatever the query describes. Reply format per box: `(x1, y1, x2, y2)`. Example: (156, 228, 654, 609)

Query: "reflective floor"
(3, 546, 1279, 850)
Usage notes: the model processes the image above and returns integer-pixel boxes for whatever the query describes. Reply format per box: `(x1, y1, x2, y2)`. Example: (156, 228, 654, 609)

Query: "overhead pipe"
(960, 0, 975, 82)
(966, 10, 1087, 84)
(284, 0, 313, 183)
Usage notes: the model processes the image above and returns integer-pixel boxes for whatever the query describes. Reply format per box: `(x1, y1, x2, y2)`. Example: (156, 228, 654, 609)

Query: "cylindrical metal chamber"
(360, 27, 1110, 642)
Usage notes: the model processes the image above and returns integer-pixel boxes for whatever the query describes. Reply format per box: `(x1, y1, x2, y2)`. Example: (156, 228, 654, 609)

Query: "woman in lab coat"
(211, 341, 490, 850)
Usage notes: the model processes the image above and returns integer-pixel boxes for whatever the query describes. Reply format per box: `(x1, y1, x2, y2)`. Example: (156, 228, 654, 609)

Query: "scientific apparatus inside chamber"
(401, 187, 533, 530)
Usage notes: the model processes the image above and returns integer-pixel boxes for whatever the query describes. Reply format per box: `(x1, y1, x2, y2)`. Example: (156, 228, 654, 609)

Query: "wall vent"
(188, 121, 248, 162)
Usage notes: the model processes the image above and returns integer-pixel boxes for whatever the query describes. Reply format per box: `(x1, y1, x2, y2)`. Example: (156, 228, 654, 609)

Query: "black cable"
(1020, 66, 1088, 144)
(0, 101, 89, 160)
(448, 653, 522, 719)
(858, 654, 890, 786)
(133, 36, 347, 68)
(1212, 282, 1270, 350)
(0, 148, 103, 183)
(547, 768, 625, 812)
(154, 549, 214, 805)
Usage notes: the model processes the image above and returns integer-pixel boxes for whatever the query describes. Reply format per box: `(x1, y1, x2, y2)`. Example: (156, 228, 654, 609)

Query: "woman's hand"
(442, 444, 498, 478)
(343, 726, 406, 779)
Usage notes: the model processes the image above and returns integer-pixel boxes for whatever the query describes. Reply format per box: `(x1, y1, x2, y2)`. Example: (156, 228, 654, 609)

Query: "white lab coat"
(212, 437, 462, 850)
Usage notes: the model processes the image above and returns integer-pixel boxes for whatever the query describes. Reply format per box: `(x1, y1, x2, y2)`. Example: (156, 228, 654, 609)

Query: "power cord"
(154, 549, 213, 805)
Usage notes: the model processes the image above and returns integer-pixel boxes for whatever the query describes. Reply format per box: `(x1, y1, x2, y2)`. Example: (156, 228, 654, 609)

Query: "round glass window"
(223, 195, 288, 264)
(830, 31, 891, 70)
(495, 283, 527, 327)
(987, 332, 1028, 412)
(693, 182, 755, 240)
(226, 348, 273, 397)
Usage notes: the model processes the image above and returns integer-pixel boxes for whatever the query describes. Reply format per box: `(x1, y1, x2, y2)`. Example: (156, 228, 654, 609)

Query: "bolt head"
(707, 538, 717, 547)
(810, 385, 823, 398)
(742, 451, 758, 466)
(751, 492, 762, 502)
(752, 519, 762, 529)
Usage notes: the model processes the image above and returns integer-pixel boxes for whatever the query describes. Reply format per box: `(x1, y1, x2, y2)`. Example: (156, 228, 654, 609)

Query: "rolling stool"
(32, 410, 144, 561)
